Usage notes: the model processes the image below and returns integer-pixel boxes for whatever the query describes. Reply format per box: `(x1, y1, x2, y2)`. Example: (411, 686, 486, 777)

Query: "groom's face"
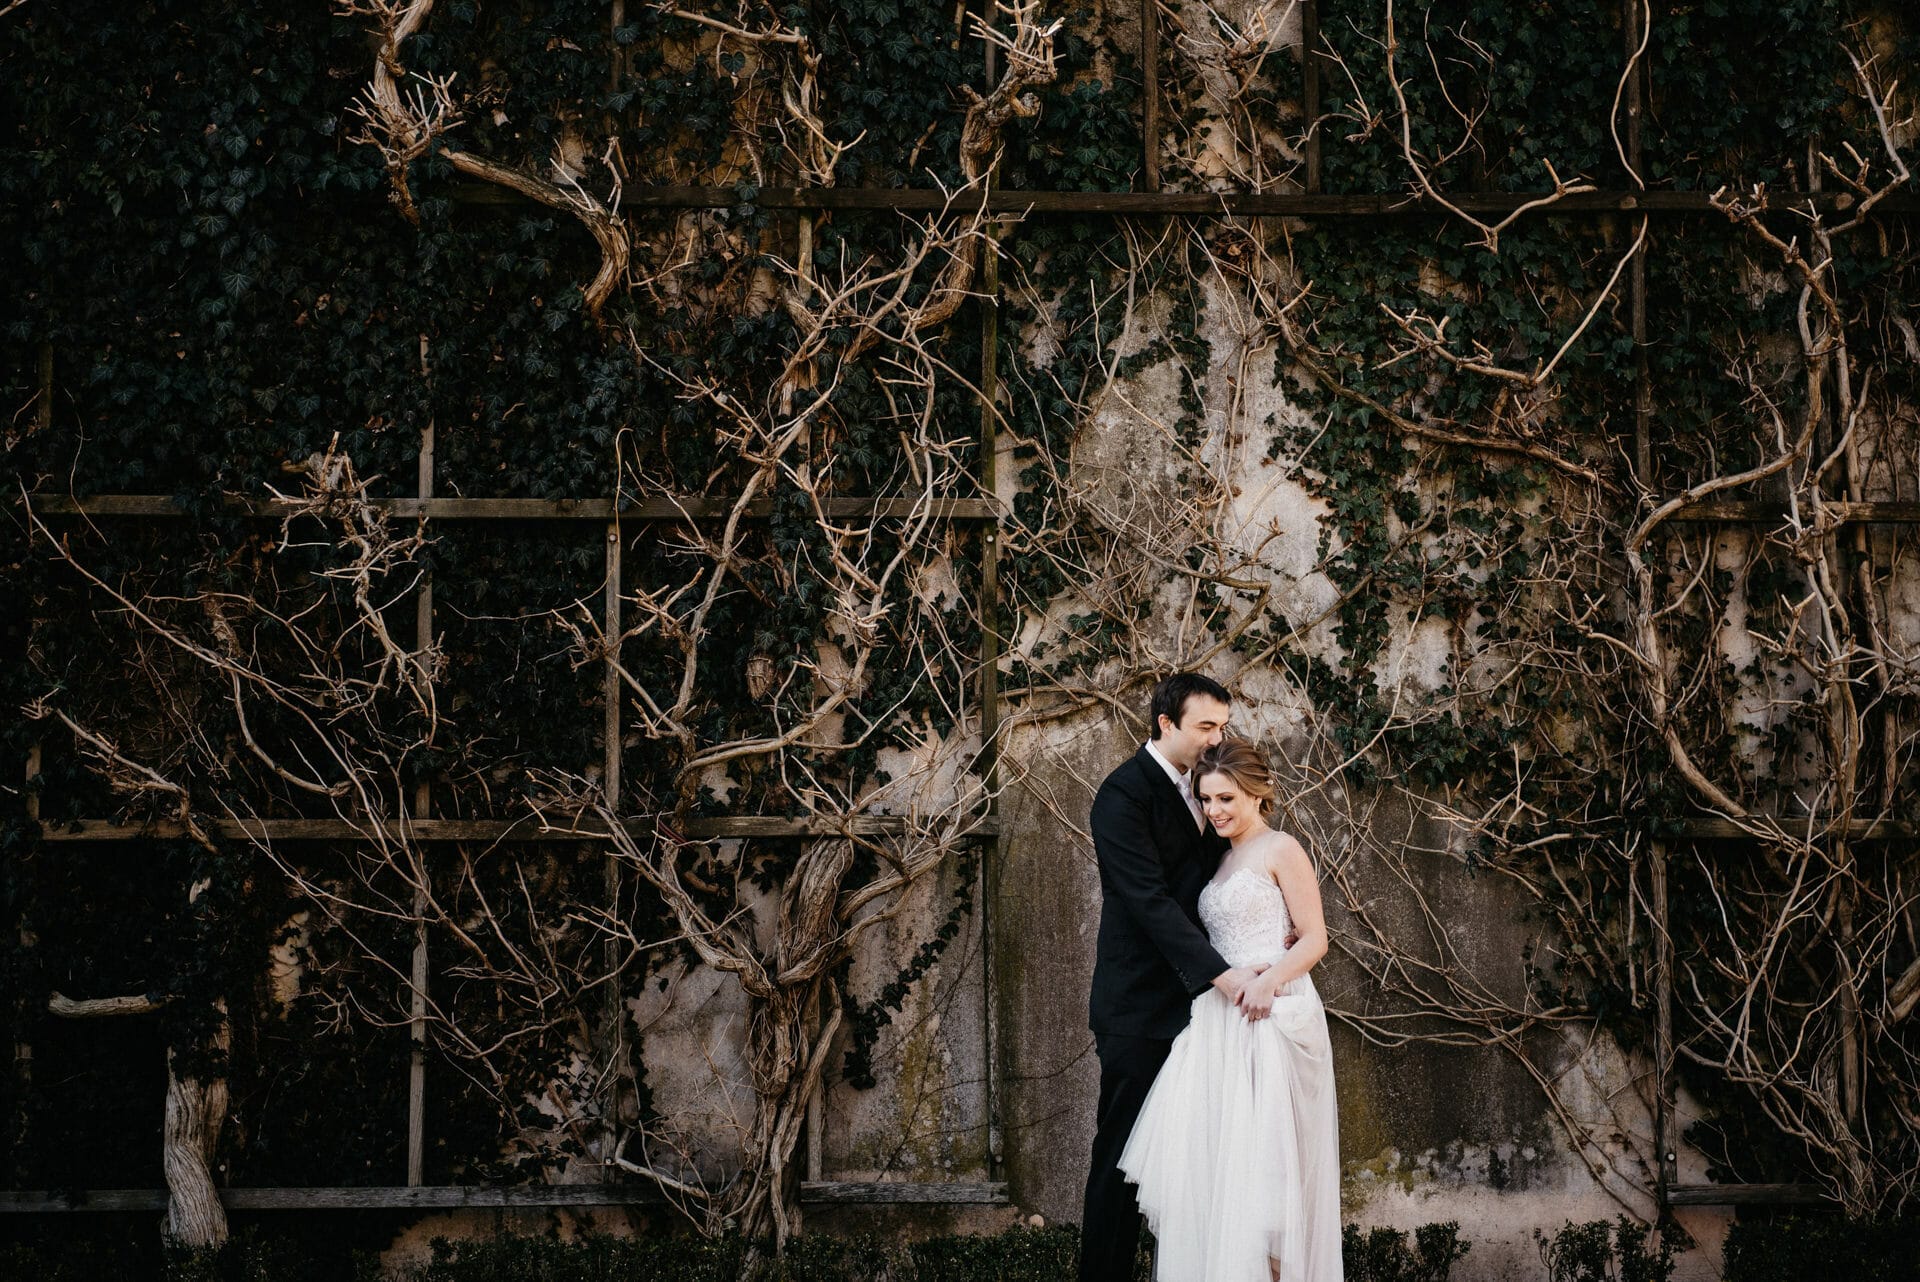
(1156, 694, 1230, 773)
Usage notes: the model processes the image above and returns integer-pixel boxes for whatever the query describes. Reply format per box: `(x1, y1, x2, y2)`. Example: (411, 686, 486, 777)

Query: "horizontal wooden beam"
(1669, 500, 1920, 524)
(455, 183, 1920, 219)
(32, 495, 1920, 527)
(1664, 1182, 1826, 1206)
(0, 1187, 635, 1213)
(37, 814, 1896, 846)
(25, 494, 998, 522)
(0, 1181, 1008, 1213)
(35, 814, 998, 844)
(6, 1180, 1830, 1212)
(1679, 817, 1915, 841)
(792, 1181, 1008, 1205)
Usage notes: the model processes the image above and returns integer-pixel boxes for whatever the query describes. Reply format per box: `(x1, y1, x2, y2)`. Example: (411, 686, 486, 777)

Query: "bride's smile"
(1199, 778, 1264, 844)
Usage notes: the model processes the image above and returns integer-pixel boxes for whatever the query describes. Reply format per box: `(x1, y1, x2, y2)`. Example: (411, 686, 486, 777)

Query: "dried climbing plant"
(995, 15, 1920, 1219)
(14, 2, 1920, 1259)
(20, 0, 1060, 1251)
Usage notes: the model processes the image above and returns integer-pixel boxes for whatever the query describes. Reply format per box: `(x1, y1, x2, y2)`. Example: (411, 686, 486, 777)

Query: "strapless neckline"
(1202, 866, 1275, 897)
(1198, 864, 1294, 967)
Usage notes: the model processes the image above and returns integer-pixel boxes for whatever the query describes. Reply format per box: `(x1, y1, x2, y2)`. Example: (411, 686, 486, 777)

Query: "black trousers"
(1078, 1032, 1174, 1282)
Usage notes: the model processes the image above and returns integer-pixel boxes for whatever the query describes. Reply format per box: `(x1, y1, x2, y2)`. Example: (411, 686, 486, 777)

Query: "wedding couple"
(1079, 673, 1342, 1282)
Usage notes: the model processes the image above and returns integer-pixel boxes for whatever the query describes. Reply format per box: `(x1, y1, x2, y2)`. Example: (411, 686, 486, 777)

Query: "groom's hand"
(1210, 964, 1269, 1004)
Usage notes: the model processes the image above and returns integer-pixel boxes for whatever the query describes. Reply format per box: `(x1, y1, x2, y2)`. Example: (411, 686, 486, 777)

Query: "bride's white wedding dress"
(1117, 865, 1342, 1282)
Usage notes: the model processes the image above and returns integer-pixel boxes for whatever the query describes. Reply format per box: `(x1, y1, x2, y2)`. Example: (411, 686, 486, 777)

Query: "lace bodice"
(1198, 867, 1295, 967)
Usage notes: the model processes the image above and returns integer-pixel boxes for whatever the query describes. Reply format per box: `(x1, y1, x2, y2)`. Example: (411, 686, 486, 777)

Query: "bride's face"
(1196, 770, 1260, 839)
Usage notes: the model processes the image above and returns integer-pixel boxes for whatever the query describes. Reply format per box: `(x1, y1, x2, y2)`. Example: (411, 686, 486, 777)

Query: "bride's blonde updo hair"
(1193, 738, 1278, 818)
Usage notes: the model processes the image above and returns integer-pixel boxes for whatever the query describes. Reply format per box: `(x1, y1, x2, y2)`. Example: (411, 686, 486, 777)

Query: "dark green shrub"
(1535, 1217, 1674, 1282)
(164, 1232, 383, 1282)
(0, 1221, 1495, 1281)
(0, 1226, 385, 1282)
(779, 1232, 898, 1282)
(1721, 1215, 1920, 1282)
(906, 1224, 1079, 1281)
(399, 1227, 1082, 1282)
(409, 1232, 748, 1282)
(1339, 1221, 1470, 1282)
(0, 1238, 152, 1282)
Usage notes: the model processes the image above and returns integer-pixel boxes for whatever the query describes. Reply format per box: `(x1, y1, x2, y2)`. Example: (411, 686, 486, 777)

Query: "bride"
(1117, 738, 1342, 1282)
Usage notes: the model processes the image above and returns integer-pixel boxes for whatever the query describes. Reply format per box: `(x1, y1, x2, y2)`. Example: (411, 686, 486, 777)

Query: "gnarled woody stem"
(441, 149, 629, 320)
(163, 1035, 230, 1249)
(48, 993, 229, 1248)
(773, 1, 1063, 362)
(348, 0, 629, 318)
(563, 797, 949, 1248)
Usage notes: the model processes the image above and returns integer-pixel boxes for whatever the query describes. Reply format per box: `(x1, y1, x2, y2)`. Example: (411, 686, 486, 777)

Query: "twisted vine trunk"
(47, 993, 230, 1247)
(715, 837, 852, 1246)
(587, 812, 867, 1248)
(162, 1013, 230, 1249)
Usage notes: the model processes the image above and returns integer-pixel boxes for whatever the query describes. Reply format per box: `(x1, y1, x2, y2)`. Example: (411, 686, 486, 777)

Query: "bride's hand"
(1238, 976, 1276, 1022)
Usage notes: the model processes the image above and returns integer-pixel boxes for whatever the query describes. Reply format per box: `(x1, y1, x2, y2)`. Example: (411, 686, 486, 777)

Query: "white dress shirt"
(1144, 739, 1205, 830)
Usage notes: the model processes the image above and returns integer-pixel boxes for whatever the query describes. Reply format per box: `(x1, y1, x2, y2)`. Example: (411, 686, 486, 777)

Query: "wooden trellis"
(10, 0, 1913, 1220)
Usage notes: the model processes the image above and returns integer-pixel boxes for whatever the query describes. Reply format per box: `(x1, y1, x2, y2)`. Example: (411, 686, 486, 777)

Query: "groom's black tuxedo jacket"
(1088, 745, 1232, 1039)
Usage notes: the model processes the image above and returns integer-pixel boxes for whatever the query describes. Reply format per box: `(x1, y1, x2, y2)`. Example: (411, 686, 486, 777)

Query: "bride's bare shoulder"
(1254, 828, 1312, 876)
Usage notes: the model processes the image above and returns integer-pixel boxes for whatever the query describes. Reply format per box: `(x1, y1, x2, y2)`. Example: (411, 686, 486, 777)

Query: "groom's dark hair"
(1148, 672, 1231, 739)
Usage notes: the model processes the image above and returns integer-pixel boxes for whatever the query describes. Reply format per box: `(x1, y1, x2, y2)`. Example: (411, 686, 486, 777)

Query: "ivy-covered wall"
(5, 0, 1919, 1275)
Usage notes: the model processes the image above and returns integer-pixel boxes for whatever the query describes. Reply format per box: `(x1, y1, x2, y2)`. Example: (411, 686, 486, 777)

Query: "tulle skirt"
(1117, 974, 1342, 1282)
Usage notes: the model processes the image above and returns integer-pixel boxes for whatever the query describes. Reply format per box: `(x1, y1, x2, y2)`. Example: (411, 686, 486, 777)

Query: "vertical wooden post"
(978, 259, 1002, 790)
(609, 0, 625, 88)
(20, 745, 38, 819)
(1631, 253, 1650, 484)
(978, 211, 1006, 1179)
(806, 1025, 825, 1180)
(795, 206, 829, 1185)
(798, 214, 813, 294)
(967, 8, 1009, 1177)
(604, 0, 632, 1154)
(1626, 0, 1651, 485)
(1625, 2, 1644, 186)
(604, 531, 622, 812)
(407, 336, 435, 1188)
(15, 347, 51, 1180)
(13, 744, 40, 1181)
(1651, 839, 1674, 1206)
(35, 342, 53, 434)
(1141, 0, 1160, 191)
(602, 516, 626, 1180)
(1622, 0, 1671, 1210)
(1301, 0, 1321, 194)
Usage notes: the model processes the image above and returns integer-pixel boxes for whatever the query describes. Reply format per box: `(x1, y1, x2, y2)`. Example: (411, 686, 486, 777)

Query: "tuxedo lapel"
(1132, 746, 1206, 867)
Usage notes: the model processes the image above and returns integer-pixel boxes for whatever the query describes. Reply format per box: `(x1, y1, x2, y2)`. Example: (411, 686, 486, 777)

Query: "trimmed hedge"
(0, 1222, 1482, 1281)
(1341, 1222, 1471, 1282)
(1722, 1216, 1920, 1282)
(405, 1224, 1471, 1281)
(403, 1227, 1085, 1281)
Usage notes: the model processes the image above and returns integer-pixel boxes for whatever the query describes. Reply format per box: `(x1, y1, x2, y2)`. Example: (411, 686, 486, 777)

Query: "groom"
(1078, 672, 1271, 1282)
